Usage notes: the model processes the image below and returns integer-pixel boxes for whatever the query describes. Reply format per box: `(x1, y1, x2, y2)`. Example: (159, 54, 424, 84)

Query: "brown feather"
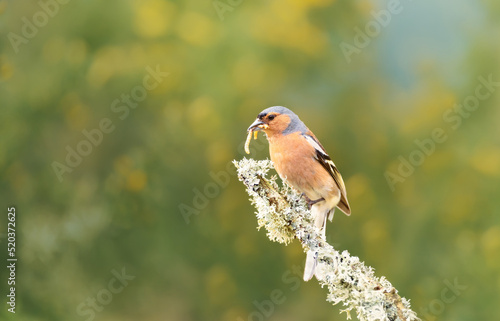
(305, 131, 351, 215)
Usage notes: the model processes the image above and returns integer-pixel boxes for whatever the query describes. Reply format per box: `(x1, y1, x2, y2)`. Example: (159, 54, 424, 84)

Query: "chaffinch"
(247, 106, 351, 281)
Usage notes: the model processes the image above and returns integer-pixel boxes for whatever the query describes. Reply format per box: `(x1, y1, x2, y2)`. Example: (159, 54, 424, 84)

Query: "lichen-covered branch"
(234, 158, 419, 321)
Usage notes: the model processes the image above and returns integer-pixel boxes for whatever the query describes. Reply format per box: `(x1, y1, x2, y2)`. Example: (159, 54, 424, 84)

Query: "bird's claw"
(301, 193, 325, 209)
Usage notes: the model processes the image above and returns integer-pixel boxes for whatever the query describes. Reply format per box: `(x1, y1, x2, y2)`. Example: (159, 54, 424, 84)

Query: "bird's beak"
(247, 119, 269, 132)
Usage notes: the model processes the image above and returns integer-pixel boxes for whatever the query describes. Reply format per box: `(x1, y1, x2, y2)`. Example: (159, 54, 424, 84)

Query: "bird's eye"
(268, 114, 276, 121)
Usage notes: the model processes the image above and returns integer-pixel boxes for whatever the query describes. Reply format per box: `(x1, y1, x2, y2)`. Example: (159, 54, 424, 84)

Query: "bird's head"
(247, 106, 307, 137)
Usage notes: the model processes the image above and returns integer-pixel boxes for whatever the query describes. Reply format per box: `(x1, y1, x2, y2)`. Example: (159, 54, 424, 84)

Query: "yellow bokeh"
(233, 234, 258, 259)
(6, 162, 31, 200)
(176, 12, 218, 47)
(126, 170, 147, 192)
(62, 93, 90, 131)
(222, 307, 249, 321)
(204, 265, 237, 306)
(400, 90, 456, 135)
(114, 155, 133, 177)
(469, 147, 500, 176)
(86, 44, 172, 88)
(362, 218, 391, 260)
(4, 0, 500, 318)
(481, 226, 500, 268)
(441, 188, 477, 225)
(0, 0, 7, 15)
(87, 46, 125, 88)
(420, 149, 453, 173)
(250, 0, 329, 56)
(0, 57, 13, 80)
(133, 0, 176, 38)
(356, 0, 374, 14)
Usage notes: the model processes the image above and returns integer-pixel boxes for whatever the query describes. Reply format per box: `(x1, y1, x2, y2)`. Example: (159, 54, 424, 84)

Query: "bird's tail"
(303, 250, 317, 281)
(303, 203, 332, 281)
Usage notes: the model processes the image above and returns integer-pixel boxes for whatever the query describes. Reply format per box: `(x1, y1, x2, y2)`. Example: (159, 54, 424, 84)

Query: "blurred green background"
(1, 0, 499, 320)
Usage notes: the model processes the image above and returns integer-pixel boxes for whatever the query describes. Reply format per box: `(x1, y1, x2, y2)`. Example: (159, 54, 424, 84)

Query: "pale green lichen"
(234, 158, 420, 321)
(232, 158, 297, 244)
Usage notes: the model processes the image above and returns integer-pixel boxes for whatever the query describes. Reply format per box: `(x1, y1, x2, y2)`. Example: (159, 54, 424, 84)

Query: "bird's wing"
(302, 133, 351, 215)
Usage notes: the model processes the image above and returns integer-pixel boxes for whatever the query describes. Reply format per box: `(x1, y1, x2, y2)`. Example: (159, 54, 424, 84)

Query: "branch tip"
(235, 158, 419, 321)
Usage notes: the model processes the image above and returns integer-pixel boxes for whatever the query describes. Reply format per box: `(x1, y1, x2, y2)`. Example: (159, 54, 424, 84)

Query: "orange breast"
(268, 132, 335, 199)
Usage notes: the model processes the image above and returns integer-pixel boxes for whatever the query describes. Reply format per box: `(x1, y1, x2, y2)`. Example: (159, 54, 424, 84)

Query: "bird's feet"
(301, 193, 325, 209)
